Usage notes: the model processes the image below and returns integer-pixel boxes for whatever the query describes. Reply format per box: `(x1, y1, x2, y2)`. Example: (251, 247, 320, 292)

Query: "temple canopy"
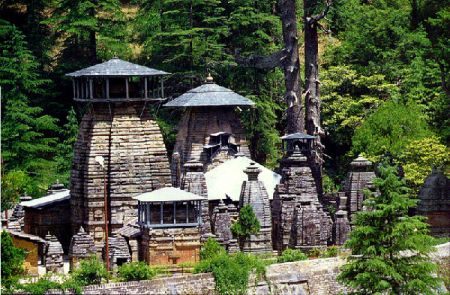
(134, 187, 205, 229)
(281, 132, 315, 154)
(66, 58, 168, 102)
(21, 190, 70, 210)
(66, 58, 168, 77)
(164, 76, 255, 107)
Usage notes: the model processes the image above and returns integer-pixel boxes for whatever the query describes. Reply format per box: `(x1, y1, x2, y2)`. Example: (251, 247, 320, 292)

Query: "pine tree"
(0, 20, 60, 197)
(338, 164, 441, 294)
(231, 204, 261, 249)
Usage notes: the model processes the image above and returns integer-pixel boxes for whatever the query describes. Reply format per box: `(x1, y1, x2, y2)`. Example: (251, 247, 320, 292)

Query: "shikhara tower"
(67, 58, 171, 249)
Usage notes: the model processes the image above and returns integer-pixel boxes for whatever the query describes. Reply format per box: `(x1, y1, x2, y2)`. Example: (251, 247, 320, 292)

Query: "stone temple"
(164, 74, 254, 185)
(67, 58, 172, 248)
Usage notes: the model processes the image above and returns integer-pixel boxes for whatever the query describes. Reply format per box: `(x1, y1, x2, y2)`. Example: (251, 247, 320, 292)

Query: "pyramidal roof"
(164, 77, 255, 108)
(66, 58, 169, 77)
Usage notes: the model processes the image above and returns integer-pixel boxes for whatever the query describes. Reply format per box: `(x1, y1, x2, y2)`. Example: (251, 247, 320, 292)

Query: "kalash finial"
(205, 73, 214, 84)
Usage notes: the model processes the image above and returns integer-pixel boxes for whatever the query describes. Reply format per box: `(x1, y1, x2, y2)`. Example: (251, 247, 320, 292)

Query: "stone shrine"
(417, 169, 450, 237)
(238, 163, 272, 253)
(45, 234, 64, 273)
(67, 58, 172, 248)
(164, 75, 254, 183)
(103, 234, 131, 270)
(333, 195, 351, 245)
(345, 155, 376, 221)
(68, 226, 97, 270)
(272, 133, 332, 252)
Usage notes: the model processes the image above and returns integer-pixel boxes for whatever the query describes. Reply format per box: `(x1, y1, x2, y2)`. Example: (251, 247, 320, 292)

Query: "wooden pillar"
(72, 80, 76, 99)
(89, 79, 93, 99)
(160, 202, 163, 225)
(85, 79, 89, 99)
(144, 77, 148, 99)
(138, 202, 141, 223)
(186, 202, 189, 223)
(147, 203, 151, 227)
(106, 78, 110, 99)
(173, 202, 176, 224)
(125, 78, 129, 99)
(160, 77, 164, 98)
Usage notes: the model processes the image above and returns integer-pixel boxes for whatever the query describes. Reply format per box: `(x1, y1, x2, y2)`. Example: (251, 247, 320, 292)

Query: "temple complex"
(164, 75, 254, 185)
(238, 163, 272, 253)
(67, 58, 172, 248)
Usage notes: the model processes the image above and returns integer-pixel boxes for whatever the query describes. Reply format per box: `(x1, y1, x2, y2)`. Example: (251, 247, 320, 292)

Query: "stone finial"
(244, 162, 262, 181)
(78, 226, 85, 234)
(183, 160, 204, 172)
(350, 154, 372, 170)
(48, 181, 65, 194)
(205, 73, 214, 83)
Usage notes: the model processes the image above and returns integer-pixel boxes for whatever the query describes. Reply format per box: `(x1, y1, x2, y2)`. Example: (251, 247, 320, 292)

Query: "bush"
(307, 248, 322, 258)
(194, 252, 266, 295)
(230, 205, 260, 239)
(117, 262, 156, 282)
(319, 246, 339, 258)
(1, 231, 26, 292)
(72, 256, 108, 286)
(200, 238, 226, 261)
(277, 249, 308, 263)
(19, 277, 61, 295)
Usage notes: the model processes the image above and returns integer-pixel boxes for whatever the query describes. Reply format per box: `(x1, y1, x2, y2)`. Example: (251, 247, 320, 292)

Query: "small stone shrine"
(45, 234, 64, 273)
(135, 187, 205, 265)
(67, 58, 172, 248)
(103, 234, 131, 270)
(238, 163, 272, 253)
(181, 160, 212, 237)
(417, 169, 450, 237)
(211, 200, 236, 252)
(68, 226, 97, 270)
(333, 195, 351, 245)
(345, 155, 376, 221)
(272, 133, 332, 252)
(164, 74, 254, 182)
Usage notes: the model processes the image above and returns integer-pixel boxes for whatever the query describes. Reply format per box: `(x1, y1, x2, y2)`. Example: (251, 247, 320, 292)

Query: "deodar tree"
(338, 164, 441, 294)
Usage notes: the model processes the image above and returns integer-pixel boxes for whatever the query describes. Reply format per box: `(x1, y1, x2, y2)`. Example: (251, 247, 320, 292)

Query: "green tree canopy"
(338, 164, 440, 294)
(1, 231, 26, 291)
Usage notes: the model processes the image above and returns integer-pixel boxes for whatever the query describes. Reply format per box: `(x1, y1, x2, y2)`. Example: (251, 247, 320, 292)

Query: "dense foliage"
(277, 249, 308, 263)
(71, 256, 109, 286)
(230, 204, 261, 248)
(200, 238, 227, 261)
(0, 0, 448, 210)
(1, 231, 26, 292)
(338, 164, 440, 294)
(117, 262, 156, 282)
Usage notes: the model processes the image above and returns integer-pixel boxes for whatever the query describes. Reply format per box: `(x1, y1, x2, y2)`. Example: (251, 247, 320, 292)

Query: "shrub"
(319, 246, 339, 258)
(19, 277, 61, 295)
(194, 252, 267, 295)
(307, 248, 322, 258)
(200, 238, 226, 261)
(1, 231, 26, 292)
(72, 256, 108, 286)
(277, 249, 308, 263)
(231, 205, 261, 250)
(117, 262, 156, 282)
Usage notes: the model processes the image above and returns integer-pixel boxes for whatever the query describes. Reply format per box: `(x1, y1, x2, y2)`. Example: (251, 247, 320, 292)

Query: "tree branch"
(234, 49, 287, 70)
(307, 0, 333, 24)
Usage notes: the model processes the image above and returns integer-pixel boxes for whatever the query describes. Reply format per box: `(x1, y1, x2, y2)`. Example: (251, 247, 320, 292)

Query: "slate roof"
(133, 187, 206, 202)
(6, 229, 47, 244)
(205, 156, 281, 201)
(164, 83, 255, 107)
(281, 132, 316, 140)
(66, 58, 169, 77)
(21, 190, 70, 209)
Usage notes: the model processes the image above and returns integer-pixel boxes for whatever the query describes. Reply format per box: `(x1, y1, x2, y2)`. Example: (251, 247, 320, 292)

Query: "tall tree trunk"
(304, 0, 329, 197)
(279, 0, 304, 134)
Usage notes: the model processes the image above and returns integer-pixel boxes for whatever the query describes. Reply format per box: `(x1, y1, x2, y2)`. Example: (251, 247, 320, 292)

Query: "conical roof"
(66, 58, 169, 77)
(164, 79, 255, 107)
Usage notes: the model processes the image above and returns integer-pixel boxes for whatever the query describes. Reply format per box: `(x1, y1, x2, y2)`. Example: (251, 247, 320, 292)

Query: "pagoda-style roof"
(164, 79, 255, 108)
(133, 187, 206, 202)
(66, 58, 169, 77)
(281, 132, 316, 140)
(21, 189, 70, 210)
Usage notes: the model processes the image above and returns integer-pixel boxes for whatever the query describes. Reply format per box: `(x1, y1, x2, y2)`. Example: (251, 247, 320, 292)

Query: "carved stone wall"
(211, 200, 238, 252)
(272, 150, 332, 252)
(345, 155, 376, 221)
(239, 163, 272, 253)
(171, 107, 250, 177)
(181, 161, 211, 237)
(70, 103, 171, 249)
(141, 227, 201, 265)
(418, 169, 450, 237)
(333, 196, 351, 246)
